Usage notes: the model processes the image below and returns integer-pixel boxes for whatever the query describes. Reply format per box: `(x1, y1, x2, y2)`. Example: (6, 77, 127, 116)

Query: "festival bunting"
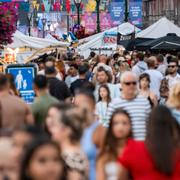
(42, 0, 51, 13)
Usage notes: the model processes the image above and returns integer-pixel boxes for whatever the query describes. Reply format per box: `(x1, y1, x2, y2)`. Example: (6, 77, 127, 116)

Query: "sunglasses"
(168, 65, 176, 68)
(123, 81, 137, 86)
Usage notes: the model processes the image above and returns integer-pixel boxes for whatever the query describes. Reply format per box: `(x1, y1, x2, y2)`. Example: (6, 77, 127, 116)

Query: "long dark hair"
(98, 84, 111, 104)
(146, 105, 180, 175)
(139, 73, 150, 89)
(20, 136, 67, 180)
(98, 108, 132, 161)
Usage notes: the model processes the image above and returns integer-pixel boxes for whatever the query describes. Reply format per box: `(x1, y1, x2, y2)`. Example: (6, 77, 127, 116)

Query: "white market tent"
(7, 31, 69, 49)
(78, 22, 141, 58)
(137, 17, 180, 39)
(45, 33, 59, 42)
(3, 31, 69, 63)
(79, 22, 141, 44)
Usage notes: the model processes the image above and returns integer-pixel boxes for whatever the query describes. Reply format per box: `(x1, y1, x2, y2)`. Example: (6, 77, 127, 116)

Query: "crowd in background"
(0, 50, 180, 180)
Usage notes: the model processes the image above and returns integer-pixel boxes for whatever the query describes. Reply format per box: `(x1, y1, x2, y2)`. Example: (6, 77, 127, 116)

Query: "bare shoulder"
(93, 125, 107, 149)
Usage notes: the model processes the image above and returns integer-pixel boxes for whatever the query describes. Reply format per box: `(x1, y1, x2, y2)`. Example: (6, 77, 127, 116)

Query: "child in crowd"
(96, 84, 111, 124)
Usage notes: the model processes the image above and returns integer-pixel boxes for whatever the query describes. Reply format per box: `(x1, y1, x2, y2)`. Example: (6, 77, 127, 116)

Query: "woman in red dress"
(118, 105, 180, 180)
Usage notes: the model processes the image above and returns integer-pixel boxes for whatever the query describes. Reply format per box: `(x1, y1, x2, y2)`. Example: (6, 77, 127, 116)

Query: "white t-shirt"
(65, 75, 79, 88)
(95, 101, 108, 124)
(166, 73, 180, 88)
(157, 64, 167, 76)
(144, 69, 164, 99)
(94, 83, 121, 102)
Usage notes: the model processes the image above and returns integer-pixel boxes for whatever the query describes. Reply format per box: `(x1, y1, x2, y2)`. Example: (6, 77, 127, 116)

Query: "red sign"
(103, 35, 117, 44)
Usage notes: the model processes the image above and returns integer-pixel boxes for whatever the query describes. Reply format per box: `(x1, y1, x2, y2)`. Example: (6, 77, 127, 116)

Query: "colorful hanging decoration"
(19, 2, 30, 12)
(53, 0, 61, 11)
(85, 0, 96, 12)
(66, 0, 71, 14)
(62, 31, 77, 43)
(41, 3, 45, 12)
(42, 0, 51, 13)
(31, 0, 40, 11)
(0, 3, 18, 47)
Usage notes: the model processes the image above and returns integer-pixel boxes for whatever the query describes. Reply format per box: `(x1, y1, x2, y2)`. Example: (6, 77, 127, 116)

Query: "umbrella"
(151, 41, 180, 51)
(136, 33, 180, 51)
(118, 37, 154, 51)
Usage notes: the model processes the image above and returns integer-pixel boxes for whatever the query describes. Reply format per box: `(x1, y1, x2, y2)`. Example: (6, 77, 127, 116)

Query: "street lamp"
(42, 18, 47, 38)
(74, 0, 82, 25)
(124, 0, 129, 22)
(27, 12, 32, 36)
(95, 0, 101, 33)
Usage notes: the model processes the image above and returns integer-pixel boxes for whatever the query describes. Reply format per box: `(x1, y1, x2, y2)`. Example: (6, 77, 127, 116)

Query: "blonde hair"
(167, 83, 180, 109)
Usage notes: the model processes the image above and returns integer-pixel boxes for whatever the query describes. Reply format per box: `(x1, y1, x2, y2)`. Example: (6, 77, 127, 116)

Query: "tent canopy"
(136, 33, 180, 51)
(7, 31, 69, 49)
(118, 37, 154, 51)
(78, 22, 141, 58)
(79, 22, 141, 44)
(137, 17, 180, 39)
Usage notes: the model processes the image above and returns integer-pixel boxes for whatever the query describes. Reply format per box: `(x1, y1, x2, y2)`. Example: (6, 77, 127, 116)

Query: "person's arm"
(96, 158, 106, 180)
(150, 91, 158, 107)
(25, 105, 34, 124)
(62, 82, 71, 100)
(103, 100, 115, 127)
(145, 98, 151, 115)
(93, 125, 107, 150)
(114, 84, 121, 98)
(118, 164, 129, 180)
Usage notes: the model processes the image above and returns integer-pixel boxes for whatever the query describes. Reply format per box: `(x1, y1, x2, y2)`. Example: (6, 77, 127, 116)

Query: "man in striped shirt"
(104, 71, 151, 141)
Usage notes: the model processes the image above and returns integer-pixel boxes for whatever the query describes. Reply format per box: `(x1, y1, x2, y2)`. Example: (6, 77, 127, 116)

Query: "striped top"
(104, 96, 151, 141)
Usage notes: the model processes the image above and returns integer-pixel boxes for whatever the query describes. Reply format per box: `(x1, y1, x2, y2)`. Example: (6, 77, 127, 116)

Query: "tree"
(0, 3, 18, 47)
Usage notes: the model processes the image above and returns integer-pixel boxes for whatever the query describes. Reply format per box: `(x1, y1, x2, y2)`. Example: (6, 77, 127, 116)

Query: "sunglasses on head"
(168, 65, 176, 68)
(123, 81, 137, 86)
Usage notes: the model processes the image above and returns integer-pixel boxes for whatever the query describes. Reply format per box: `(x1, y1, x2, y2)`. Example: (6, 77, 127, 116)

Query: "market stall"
(2, 31, 69, 64)
(78, 22, 141, 58)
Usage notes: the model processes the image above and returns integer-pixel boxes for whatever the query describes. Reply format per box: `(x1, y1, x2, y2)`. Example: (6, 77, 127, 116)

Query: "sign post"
(6, 64, 37, 104)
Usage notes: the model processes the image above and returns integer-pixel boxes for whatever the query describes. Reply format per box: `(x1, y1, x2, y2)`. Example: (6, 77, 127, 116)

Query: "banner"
(103, 32, 117, 45)
(100, 12, 112, 31)
(82, 13, 96, 34)
(110, 1, 124, 26)
(117, 32, 135, 44)
(129, 0, 142, 27)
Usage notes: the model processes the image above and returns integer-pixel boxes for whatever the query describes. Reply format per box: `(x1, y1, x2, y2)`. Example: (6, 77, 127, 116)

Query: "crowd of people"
(0, 50, 180, 180)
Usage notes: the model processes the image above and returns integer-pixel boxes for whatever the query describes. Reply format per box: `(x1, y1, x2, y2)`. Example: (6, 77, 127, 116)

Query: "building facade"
(142, 0, 180, 27)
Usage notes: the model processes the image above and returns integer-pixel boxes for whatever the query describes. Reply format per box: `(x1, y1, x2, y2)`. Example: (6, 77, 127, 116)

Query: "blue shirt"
(81, 121, 99, 180)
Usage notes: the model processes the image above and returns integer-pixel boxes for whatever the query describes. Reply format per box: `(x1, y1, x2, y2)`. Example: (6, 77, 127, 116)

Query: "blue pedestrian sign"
(6, 64, 37, 104)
